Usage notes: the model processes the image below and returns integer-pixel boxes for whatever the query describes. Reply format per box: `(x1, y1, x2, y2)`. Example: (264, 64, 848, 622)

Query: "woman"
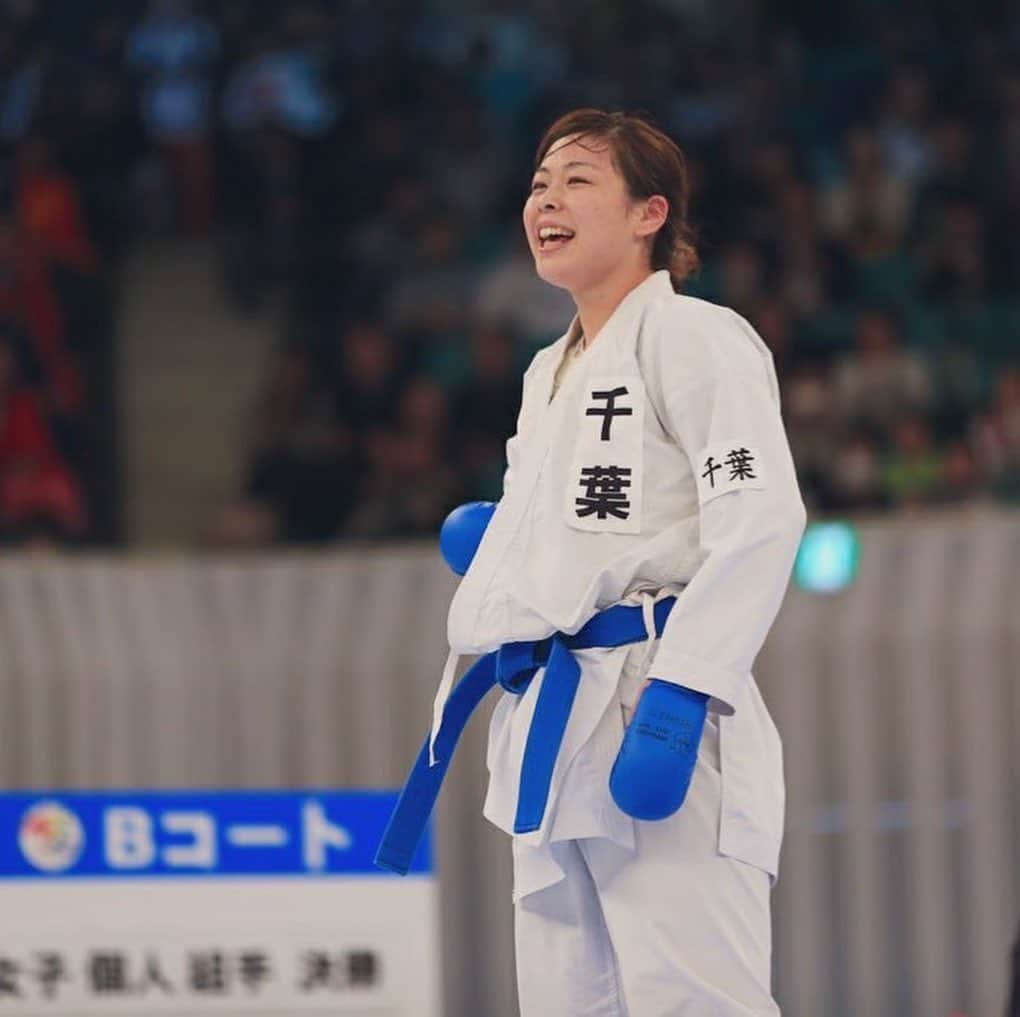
(383, 108, 806, 1015)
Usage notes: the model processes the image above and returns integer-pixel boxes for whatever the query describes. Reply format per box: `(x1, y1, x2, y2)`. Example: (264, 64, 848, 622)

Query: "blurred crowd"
(0, 16, 113, 546)
(1, 0, 1017, 545)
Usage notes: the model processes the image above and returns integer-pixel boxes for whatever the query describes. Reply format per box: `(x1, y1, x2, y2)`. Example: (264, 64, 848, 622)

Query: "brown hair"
(534, 108, 700, 290)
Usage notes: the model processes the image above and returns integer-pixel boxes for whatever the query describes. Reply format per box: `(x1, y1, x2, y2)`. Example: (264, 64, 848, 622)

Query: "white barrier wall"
(0, 508, 1017, 1017)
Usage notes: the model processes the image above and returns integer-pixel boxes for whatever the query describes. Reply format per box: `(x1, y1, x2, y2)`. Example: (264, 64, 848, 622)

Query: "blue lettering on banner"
(0, 792, 431, 879)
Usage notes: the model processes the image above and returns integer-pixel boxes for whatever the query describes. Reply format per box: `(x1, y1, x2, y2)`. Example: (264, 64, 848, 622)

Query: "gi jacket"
(442, 270, 807, 898)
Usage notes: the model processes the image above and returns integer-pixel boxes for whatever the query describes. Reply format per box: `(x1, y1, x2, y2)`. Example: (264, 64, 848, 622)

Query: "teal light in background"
(794, 522, 861, 594)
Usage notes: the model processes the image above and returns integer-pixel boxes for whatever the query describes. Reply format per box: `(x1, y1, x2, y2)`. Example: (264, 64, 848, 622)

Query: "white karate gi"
(435, 270, 806, 1014)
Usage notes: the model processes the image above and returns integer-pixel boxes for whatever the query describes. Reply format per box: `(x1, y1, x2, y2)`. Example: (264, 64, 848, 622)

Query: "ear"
(634, 195, 669, 239)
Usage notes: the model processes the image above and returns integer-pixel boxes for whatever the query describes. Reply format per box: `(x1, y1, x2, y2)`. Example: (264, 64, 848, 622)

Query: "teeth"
(539, 226, 574, 240)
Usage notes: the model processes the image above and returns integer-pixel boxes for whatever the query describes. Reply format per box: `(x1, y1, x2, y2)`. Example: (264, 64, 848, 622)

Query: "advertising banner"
(0, 791, 438, 1015)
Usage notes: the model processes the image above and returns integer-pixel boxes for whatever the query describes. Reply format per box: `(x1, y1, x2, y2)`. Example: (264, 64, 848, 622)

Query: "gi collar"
(556, 269, 674, 358)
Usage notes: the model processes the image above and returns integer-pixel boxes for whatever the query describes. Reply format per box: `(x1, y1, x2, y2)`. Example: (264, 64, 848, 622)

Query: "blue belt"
(374, 596, 676, 875)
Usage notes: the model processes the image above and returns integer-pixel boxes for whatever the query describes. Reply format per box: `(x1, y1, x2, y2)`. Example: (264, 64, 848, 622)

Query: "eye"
(567, 177, 590, 185)
(530, 181, 546, 192)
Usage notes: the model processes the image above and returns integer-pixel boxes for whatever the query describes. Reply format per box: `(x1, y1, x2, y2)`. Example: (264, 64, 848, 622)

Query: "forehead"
(535, 133, 614, 173)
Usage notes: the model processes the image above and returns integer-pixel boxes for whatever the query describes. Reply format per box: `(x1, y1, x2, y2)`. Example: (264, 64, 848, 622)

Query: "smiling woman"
(406, 107, 806, 1017)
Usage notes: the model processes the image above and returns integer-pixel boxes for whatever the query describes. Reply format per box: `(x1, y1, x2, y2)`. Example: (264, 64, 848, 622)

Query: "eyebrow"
(533, 160, 600, 175)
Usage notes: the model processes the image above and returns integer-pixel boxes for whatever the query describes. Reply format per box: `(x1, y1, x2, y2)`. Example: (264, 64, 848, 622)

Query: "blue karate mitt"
(439, 501, 496, 576)
(610, 679, 709, 821)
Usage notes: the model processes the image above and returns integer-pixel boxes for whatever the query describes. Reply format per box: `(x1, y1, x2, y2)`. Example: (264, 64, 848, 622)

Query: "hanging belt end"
(427, 648, 460, 768)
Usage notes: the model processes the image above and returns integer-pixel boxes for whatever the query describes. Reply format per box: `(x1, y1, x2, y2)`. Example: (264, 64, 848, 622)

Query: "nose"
(539, 183, 562, 211)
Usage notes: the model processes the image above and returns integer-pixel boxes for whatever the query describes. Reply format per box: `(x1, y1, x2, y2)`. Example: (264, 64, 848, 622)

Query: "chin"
(534, 257, 581, 292)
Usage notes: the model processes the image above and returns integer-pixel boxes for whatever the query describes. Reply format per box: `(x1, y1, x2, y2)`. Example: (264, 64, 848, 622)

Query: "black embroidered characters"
(725, 447, 757, 481)
(702, 448, 758, 489)
(576, 465, 632, 520)
(568, 375, 645, 533)
(585, 386, 633, 441)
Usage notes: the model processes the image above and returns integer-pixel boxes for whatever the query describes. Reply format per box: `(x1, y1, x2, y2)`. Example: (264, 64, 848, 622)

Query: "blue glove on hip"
(439, 501, 496, 575)
(609, 679, 709, 821)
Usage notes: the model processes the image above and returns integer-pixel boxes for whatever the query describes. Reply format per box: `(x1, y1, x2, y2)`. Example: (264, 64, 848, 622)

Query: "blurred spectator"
(12, 132, 103, 441)
(781, 364, 844, 512)
(717, 240, 769, 317)
(929, 339, 990, 442)
(0, 336, 85, 545)
(916, 117, 980, 212)
(453, 322, 522, 500)
(999, 70, 1020, 207)
(719, 140, 798, 250)
(776, 179, 855, 316)
(220, 344, 356, 546)
(918, 198, 990, 303)
(351, 173, 429, 278)
(385, 217, 475, 337)
(425, 0, 567, 132)
(345, 376, 459, 538)
(221, 128, 303, 308)
(127, 0, 220, 231)
(220, 24, 336, 138)
(881, 415, 943, 510)
(834, 309, 933, 438)
(423, 100, 509, 222)
(876, 65, 935, 184)
(0, 217, 82, 419)
(821, 126, 914, 249)
(0, 20, 46, 145)
(63, 14, 144, 260)
(474, 229, 576, 349)
(940, 438, 981, 505)
(16, 135, 96, 275)
(829, 430, 887, 513)
(971, 368, 1020, 505)
(333, 321, 407, 439)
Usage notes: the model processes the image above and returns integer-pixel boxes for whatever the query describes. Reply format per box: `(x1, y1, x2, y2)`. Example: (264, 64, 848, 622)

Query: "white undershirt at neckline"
(550, 331, 588, 401)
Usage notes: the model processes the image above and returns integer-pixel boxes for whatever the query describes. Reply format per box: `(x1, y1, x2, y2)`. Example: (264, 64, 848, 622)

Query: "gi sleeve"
(645, 302, 808, 715)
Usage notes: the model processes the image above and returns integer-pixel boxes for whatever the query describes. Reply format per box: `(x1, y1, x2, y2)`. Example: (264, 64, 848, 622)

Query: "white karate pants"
(513, 713, 780, 1016)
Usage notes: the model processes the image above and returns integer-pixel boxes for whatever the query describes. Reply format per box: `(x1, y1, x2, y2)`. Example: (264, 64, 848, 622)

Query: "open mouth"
(538, 227, 575, 252)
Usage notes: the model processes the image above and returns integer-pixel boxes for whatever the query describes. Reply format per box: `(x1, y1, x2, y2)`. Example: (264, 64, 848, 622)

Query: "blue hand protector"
(609, 679, 709, 821)
(439, 501, 496, 576)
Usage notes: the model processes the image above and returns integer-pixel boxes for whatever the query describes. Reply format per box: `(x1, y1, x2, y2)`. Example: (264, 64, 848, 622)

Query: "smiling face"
(523, 133, 661, 298)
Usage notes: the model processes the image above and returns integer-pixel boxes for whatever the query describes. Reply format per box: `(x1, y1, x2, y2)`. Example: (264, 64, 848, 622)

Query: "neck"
(573, 263, 654, 347)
